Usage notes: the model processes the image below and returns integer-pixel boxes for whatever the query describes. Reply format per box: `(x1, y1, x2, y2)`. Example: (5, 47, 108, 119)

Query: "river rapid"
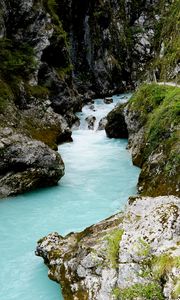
(0, 94, 140, 300)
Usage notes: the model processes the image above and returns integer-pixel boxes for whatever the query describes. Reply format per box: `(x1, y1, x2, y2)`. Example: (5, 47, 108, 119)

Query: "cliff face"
(106, 83, 180, 197)
(48, 0, 166, 94)
(0, 0, 168, 197)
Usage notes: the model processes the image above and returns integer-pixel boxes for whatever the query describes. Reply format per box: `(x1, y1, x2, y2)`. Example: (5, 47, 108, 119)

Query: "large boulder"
(105, 104, 128, 138)
(0, 128, 64, 198)
(36, 195, 180, 300)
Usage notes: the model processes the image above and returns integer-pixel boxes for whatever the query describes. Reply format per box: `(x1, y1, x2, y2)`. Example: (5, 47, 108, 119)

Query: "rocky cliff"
(106, 83, 180, 197)
(32, 1, 180, 298)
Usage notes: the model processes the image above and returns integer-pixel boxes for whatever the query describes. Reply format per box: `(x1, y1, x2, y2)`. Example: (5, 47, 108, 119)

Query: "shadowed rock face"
(36, 196, 180, 300)
(0, 129, 64, 198)
(105, 104, 128, 138)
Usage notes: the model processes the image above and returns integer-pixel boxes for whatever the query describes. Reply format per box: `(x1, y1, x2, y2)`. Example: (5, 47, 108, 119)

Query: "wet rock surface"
(36, 195, 180, 300)
(104, 98, 113, 104)
(97, 117, 108, 131)
(85, 115, 96, 130)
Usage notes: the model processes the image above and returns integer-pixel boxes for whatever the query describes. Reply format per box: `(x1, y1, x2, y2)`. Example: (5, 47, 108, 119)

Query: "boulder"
(105, 104, 128, 138)
(36, 195, 180, 300)
(97, 117, 107, 131)
(104, 97, 113, 104)
(85, 115, 96, 130)
(0, 128, 64, 198)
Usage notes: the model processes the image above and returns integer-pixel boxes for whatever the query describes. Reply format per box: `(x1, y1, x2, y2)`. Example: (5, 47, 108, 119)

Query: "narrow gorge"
(0, 0, 179, 300)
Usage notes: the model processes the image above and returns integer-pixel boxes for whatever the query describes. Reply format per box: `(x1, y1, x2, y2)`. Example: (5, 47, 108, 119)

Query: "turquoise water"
(0, 95, 140, 300)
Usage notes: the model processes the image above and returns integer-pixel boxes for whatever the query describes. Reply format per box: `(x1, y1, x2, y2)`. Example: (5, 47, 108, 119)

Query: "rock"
(97, 117, 107, 131)
(85, 115, 96, 130)
(89, 104, 96, 111)
(106, 84, 180, 197)
(0, 129, 64, 198)
(36, 195, 180, 300)
(105, 104, 128, 138)
(104, 97, 113, 104)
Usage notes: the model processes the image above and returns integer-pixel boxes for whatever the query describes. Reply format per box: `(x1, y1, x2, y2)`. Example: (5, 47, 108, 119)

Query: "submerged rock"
(36, 195, 180, 300)
(97, 117, 108, 131)
(104, 97, 113, 104)
(85, 115, 96, 130)
(0, 129, 64, 198)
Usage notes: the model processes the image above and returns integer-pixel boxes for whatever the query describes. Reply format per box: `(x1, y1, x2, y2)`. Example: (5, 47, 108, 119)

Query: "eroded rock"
(36, 195, 180, 300)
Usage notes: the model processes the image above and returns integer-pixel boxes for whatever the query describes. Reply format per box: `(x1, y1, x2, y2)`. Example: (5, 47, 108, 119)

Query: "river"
(0, 94, 140, 300)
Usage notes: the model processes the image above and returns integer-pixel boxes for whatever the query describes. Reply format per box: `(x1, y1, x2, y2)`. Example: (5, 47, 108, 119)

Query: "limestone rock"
(36, 195, 180, 300)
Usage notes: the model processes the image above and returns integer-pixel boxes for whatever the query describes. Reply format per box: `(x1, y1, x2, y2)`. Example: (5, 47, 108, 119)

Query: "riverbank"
(0, 94, 140, 300)
(36, 83, 180, 299)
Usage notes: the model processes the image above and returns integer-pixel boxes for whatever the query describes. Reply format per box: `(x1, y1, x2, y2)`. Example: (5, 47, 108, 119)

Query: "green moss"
(145, 86, 180, 157)
(113, 283, 164, 300)
(57, 65, 73, 80)
(26, 85, 49, 99)
(0, 80, 13, 113)
(106, 229, 124, 268)
(129, 83, 168, 124)
(151, 0, 180, 82)
(129, 83, 180, 166)
(0, 38, 36, 80)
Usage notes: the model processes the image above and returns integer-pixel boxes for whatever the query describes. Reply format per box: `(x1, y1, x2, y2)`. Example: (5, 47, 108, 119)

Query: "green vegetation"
(129, 84, 169, 124)
(0, 79, 13, 113)
(152, 254, 180, 279)
(107, 229, 124, 268)
(152, 0, 180, 82)
(135, 238, 151, 258)
(130, 83, 180, 162)
(26, 84, 49, 99)
(0, 38, 36, 80)
(128, 83, 180, 195)
(146, 87, 180, 156)
(113, 283, 164, 300)
(172, 280, 180, 299)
